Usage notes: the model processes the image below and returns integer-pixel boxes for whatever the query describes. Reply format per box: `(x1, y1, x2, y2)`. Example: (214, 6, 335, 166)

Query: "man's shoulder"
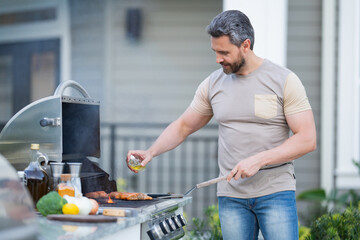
(263, 59, 292, 76)
(209, 68, 226, 78)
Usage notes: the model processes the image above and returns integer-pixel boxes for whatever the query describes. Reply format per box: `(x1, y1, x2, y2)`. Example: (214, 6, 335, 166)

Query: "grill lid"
(0, 80, 100, 171)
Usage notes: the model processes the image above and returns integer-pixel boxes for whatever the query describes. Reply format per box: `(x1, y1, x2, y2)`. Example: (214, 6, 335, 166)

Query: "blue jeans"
(218, 191, 298, 240)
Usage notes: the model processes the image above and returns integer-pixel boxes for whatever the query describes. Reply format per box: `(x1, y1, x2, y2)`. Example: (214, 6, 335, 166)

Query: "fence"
(99, 122, 219, 220)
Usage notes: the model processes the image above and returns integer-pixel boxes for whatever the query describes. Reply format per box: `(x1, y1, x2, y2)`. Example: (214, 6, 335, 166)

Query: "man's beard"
(221, 58, 246, 74)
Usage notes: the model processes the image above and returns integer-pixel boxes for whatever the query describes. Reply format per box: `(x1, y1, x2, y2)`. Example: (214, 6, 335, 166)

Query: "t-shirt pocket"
(254, 94, 277, 119)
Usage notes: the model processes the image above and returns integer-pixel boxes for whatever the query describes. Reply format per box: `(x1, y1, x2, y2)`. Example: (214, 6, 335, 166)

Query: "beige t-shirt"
(190, 59, 311, 198)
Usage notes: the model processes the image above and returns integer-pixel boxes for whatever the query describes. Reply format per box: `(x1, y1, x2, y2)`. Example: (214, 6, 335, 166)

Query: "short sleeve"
(190, 77, 213, 116)
(283, 72, 312, 116)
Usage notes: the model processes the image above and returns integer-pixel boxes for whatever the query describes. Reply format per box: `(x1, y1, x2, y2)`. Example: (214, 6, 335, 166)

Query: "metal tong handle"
(184, 173, 235, 196)
(196, 175, 228, 189)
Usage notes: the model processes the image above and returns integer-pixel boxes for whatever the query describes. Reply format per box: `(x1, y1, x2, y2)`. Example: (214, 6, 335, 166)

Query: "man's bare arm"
(228, 109, 317, 180)
(126, 107, 212, 172)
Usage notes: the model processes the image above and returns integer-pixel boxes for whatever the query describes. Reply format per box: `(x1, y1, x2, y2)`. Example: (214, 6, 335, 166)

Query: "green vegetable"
(36, 191, 67, 216)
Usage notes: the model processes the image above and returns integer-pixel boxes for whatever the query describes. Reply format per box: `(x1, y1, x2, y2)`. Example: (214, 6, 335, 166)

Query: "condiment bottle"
(57, 174, 75, 197)
(23, 143, 50, 204)
(128, 155, 146, 171)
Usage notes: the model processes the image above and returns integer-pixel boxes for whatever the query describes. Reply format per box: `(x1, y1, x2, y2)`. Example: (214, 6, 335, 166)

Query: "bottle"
(128, 155, 146, 171)
(57, 174, 75, 197)
(68, 162, 82, 197)
(24, 144, 50, 204)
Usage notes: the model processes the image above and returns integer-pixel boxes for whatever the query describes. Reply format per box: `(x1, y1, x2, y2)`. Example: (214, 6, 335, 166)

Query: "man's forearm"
(229, 128, 316, 180)
(258, 110, 317, 168)
(147, 107, 212, 158)
(228, 110, 317, 180)
(147, 119, 190, 158)
(259, 130, 316, 167)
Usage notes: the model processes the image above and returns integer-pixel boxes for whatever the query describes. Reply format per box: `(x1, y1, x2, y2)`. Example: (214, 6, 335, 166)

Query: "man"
(126, 10, 316, 240)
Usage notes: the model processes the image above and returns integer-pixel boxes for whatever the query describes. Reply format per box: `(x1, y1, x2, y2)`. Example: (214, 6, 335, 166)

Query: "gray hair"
(206, 10, 254, 50)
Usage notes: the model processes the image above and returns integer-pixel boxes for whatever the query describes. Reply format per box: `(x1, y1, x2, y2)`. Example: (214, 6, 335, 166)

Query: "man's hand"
(226, 155, 263, 182)
(126, 150, 153, 173)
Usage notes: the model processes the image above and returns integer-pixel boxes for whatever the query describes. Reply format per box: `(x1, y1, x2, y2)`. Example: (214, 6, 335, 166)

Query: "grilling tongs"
(152, 174, 229, 199)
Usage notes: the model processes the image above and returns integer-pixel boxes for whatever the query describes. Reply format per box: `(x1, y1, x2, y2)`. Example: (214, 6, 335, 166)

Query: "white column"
(103, 0, 113, 122)
(336, 0, 360, 189)
(59, 0, 71, 82)
(321, 0, 336, 193)
(223, 0, 288, 67)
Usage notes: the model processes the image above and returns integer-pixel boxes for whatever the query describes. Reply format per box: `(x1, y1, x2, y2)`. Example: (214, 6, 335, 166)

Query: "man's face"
(211, 35, 245, 74)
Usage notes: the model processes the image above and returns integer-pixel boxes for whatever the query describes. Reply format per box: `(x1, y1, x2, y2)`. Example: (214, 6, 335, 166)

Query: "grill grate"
(96, 198, 163, 208)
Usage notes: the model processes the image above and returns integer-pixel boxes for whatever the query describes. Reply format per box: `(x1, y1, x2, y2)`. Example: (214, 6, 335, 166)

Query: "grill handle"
(54, 80, 91, 98)
(196, 175, 228, 189)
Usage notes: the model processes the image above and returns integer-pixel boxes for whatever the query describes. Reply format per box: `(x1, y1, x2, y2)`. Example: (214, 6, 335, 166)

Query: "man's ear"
(242, 39, 251, 50)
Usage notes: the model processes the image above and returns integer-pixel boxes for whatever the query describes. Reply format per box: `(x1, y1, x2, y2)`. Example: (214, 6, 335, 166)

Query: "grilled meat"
(86, 191, 152, 200)
(85, 191, 108, 199)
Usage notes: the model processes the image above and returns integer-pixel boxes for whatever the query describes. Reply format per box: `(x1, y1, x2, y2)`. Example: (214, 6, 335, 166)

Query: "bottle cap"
(30, 144, 40, 150)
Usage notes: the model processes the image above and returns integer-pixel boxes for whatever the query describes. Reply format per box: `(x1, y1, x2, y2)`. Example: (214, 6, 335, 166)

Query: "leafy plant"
(185, 204, 222, 240)
(299, 224, 310, 240)
(297, 189, 342, 226)
(204, 205, 222, 239)
(297, 160, 360, 226)
(305, 207, 360, 240)
(297, 188, 357, 213)
(297, 160, 360, 220)
(353, 159, 360, 174)
(297, 160, 360, 238)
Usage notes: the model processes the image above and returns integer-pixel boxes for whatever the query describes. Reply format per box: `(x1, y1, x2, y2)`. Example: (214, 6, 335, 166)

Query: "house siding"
(106, 0, 220, 123)
(287, 0, 322, 194)
(69, 0, 106, 112)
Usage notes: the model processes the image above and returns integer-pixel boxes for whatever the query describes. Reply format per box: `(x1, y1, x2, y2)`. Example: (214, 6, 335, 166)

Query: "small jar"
(128, 155, 146, 171)
(57, 174, 75, 197)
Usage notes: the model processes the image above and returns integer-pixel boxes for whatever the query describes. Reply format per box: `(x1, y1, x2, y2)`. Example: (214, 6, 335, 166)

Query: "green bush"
(305, 207, 360, 240)
(297, 160, 360, 229)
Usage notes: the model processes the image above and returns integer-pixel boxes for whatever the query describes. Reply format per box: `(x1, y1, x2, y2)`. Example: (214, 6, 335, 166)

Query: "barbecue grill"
(0, 80, 116, 193)
(0, 80, 190, 240)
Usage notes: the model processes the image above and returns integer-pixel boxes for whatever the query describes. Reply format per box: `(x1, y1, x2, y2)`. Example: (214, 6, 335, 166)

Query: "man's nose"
(215, 54, 223, 64)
